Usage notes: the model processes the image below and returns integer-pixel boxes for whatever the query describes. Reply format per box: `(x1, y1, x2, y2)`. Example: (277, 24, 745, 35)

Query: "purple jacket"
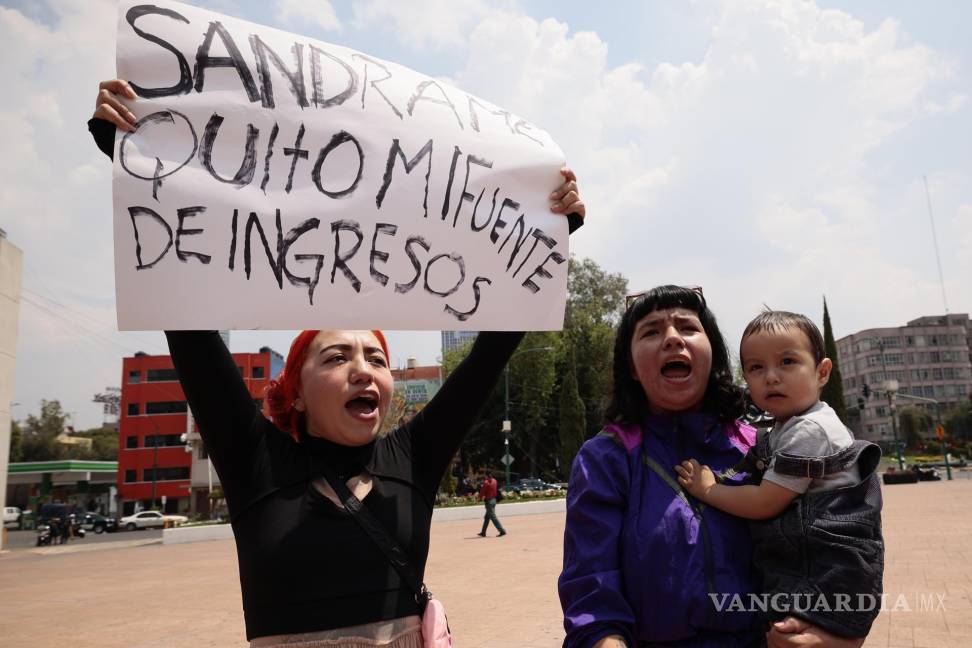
(559, 413, 762, 647)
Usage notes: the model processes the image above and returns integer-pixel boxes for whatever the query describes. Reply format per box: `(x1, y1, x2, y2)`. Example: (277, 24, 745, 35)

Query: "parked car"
(508, 478, 564, 494)
(80, 512, 118, 534)
(119, 511, 188, 531)
(3, 506, 21, 529)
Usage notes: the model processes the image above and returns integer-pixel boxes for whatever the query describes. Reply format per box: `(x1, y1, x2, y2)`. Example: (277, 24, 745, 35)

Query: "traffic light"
(862, 384, 871, 399)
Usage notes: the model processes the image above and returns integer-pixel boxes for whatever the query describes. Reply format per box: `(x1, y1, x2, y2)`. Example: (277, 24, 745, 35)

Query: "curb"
(162, 498, 568, 545)
(28, 538, 162, 556)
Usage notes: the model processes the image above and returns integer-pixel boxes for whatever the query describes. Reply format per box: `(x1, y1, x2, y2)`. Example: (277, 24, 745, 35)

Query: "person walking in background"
(477, 472, 506, 537)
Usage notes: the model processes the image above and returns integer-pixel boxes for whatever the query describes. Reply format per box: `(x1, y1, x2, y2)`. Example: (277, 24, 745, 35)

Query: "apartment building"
(118, 344, 282, 516)
(836, 313, 972, 443)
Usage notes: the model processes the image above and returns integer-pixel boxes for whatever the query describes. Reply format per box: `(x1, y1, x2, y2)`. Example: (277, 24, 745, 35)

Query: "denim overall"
(734, 433, 885, 638)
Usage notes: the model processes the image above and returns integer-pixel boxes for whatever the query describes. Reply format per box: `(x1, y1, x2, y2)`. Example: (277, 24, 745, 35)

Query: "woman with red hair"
(91, 79, 584, 647)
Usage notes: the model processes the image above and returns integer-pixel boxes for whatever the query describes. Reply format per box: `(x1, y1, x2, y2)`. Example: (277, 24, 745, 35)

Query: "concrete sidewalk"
(1, 480, 969, 647)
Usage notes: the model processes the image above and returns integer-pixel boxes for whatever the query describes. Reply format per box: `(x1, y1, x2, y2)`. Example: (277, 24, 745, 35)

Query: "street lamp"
(876, 340, 905, 470)
(502, 346, 553, 488)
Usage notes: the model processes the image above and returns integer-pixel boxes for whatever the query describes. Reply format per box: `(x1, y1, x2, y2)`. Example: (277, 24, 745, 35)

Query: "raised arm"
(164, 331, 265, 494)
(406, 330, 525, 496)
(403, 169, 585, 495)
(88, 82, 267, 499)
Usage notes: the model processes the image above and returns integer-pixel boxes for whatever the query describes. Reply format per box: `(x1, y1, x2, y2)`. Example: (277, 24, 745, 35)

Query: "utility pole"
(877, 340, 904, 470)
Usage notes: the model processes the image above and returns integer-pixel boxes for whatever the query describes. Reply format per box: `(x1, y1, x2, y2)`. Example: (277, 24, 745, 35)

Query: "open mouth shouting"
(345, 391, 381, 422)
(660, 357, 693, 380)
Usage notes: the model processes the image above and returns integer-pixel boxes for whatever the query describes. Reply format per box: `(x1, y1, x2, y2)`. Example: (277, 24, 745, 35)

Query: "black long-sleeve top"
(166, 328, 523, 638)
(89, 118, 580, 639)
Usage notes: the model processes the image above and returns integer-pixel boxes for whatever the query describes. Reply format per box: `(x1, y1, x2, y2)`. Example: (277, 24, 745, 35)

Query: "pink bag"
(421, 597, 454, 648)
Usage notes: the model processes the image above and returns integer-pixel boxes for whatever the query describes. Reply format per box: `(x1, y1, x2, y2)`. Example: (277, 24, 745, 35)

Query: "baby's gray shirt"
(763, 401, 861, 495)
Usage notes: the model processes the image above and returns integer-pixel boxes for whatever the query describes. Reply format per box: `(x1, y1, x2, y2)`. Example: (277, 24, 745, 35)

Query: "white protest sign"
(112, 0, 570, 331)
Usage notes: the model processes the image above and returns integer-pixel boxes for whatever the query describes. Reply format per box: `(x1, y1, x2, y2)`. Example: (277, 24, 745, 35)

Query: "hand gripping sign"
(112, 0, 569, 331)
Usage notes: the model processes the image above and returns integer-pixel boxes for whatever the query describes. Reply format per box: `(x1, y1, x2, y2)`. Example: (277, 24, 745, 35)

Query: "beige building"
(837, 314, 972, 443)
(1, 231, 23, 550)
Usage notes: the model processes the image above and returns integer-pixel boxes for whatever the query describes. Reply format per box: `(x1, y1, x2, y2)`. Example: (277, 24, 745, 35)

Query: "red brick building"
(118, 343, 282, 515)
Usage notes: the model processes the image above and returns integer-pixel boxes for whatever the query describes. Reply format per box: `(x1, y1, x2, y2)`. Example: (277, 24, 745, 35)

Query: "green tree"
(557, 346, 587, 478)
(18, 400, 70, 462)
(441, 339, 506, 474)
(9, 419, 23, 462)
(508, 331, 559, 477)
(898, 406, 932, 450)
(434, 255, 628, 481)
(820, 297, 847, 422)
(564, 256, 627, 439)
(944, 394, 972, 443)
(74, 427, 120, 461)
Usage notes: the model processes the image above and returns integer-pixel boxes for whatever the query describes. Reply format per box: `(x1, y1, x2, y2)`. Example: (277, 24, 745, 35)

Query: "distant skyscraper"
(440, 331, 478, 357)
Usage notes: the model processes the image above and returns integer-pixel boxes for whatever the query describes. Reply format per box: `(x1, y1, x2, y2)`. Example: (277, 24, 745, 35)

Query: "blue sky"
(2, 0, 970, 429)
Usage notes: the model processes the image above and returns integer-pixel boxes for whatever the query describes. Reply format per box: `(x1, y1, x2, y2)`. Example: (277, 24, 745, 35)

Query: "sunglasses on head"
(624, 285, 705, 310)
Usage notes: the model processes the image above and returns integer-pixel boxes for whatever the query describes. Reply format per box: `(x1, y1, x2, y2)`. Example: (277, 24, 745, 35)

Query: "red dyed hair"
(263, 330, 390, 441)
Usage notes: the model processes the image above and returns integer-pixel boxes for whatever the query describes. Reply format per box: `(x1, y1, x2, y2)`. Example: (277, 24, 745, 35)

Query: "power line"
(20, 295, 160, 358)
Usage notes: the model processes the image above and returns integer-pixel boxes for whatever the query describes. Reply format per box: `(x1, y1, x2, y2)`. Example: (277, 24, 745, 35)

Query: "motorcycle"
(35, 525, 52, 546)
(35, 519, 86, 546)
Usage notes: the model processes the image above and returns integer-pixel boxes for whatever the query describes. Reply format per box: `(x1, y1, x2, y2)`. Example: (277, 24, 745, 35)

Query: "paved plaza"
(1, 478, 971, 647)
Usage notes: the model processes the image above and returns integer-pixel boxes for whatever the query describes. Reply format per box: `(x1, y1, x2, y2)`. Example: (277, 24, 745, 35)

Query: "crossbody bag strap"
(321, 467, 430, 610)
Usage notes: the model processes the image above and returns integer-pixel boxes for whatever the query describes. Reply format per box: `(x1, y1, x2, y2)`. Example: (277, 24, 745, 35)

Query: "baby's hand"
(675, 459, 715, 499)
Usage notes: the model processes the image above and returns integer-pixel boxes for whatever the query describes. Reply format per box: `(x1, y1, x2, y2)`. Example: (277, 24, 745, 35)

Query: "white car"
(119, 511, 188, 531)
(3, 506, 22, 529)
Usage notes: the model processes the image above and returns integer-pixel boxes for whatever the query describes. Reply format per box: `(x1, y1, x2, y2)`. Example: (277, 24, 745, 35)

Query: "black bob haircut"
(604, 285, 746, 424)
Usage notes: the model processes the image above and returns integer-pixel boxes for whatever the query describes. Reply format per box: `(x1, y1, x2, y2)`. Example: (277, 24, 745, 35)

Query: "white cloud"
(274, 0, 341, 32)
(443, 0, 968, 343)
(352, 0, 494, 52)
(4, 0, 970, 428)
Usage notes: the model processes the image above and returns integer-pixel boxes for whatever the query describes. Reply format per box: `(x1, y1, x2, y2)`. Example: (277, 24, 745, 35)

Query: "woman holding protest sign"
(559, 286, 866, 648)
(91, 79, 584, 647)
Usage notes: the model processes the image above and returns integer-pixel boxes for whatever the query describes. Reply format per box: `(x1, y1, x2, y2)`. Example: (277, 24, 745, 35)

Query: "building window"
(128, 370, 140, 383)
(238, 366, 245, 375)
(252, 366, 265, 379)
(127, 403, 140, 416)
(124, 469, 137, 483)
(198, 445, 208, 460)
(143, 467, 190, 481)
(146, 368, 179, 382)
(881, 337, 901, 348)
(145, 401, 188, 415)
(126, 436, 138, 449)
(145, 434, 183, 448)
